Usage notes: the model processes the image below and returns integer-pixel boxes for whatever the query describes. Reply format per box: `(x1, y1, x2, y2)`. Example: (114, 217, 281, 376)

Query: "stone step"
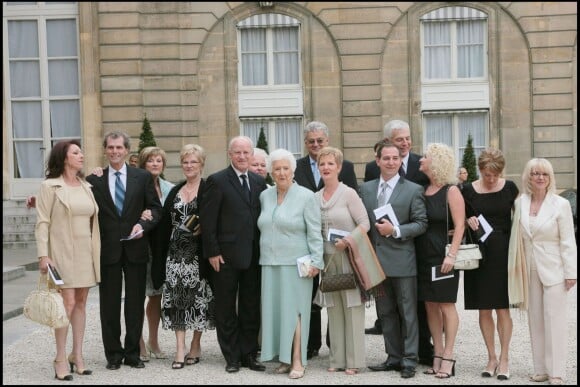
(2, 233, 36, 243)
(3, 266, 25, 282)
(2, 223, 35, 233)
(2, 241, 37, 250)
(2, 215, 37, 225)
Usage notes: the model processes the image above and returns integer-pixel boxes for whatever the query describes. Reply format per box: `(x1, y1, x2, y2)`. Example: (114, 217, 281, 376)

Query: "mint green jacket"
(257, 182, 324, 269)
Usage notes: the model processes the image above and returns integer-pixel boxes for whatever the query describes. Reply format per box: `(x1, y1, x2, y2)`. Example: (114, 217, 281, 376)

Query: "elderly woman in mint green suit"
(257, 148, 324, 380)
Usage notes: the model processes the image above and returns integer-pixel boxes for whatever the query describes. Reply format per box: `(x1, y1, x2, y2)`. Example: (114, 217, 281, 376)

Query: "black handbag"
(319, 253, 357, 292)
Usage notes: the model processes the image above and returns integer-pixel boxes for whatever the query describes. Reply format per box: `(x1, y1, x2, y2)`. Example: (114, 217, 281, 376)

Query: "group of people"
(33, 119, 576, 384)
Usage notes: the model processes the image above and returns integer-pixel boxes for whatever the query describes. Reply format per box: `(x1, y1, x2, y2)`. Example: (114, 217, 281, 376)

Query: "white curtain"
(458, 113, 486, 161)
(275, 120, 301, 156)
(243, 121, 267, 145)
(273, 27, 299, 84)
(457, 20, 484, 78)
(424, 22, 451, 79)
(241, 29, 267, 85)
(425, 115, 452, 145)
(8, 18, 80, 178)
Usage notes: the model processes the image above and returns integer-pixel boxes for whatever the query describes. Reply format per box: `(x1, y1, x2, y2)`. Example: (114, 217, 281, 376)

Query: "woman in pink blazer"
(509, 158, 576, 385)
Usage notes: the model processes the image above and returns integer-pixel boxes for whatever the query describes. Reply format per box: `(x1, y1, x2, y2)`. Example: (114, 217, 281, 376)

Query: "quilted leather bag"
(23, 274, 69, 328)
(446, 187, 482, 270)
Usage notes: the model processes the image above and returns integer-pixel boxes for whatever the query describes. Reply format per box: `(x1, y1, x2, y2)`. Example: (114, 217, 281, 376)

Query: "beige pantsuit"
(327, 295, 365, 369)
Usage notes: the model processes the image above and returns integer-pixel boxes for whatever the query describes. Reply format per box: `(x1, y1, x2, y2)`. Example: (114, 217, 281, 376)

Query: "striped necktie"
(378, 182, 387, 207)
(114, 171, 125, 215)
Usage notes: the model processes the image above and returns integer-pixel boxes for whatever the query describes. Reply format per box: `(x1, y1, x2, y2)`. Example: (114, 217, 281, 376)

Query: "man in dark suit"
(200, 136, 267, 373)
(363, 120, 433, 366)
(293, 120, 358, 360)
(86, 131, 162, 370)
(360, 142, 428, 379)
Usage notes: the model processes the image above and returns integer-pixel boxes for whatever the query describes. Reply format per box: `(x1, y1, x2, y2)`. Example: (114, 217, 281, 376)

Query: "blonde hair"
(180, 143, 206, 166)
(317, 146, 343, 166)
(426, 143, 457, 186)
(478, 147, 505, 174)
(521, 158, 556, 195)
(139, 146, 167, 169)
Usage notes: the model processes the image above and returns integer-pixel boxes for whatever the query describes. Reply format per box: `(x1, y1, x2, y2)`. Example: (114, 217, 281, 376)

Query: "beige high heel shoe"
(288, 367, 305, 379)
(54, 359, 73, 381)
(67, 354, 92, 375)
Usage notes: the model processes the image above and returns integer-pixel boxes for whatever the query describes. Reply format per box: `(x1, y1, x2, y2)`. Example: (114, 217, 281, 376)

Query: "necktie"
(114, 171, 125, 216)
(240, 174, 251, 201)
(312, 161, 321, 187)
(399, 164, 406, 177)
(378, 182, 387, 207)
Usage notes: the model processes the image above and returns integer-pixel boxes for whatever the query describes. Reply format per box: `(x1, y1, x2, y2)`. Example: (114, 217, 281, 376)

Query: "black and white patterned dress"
(161, 193, 215, 331)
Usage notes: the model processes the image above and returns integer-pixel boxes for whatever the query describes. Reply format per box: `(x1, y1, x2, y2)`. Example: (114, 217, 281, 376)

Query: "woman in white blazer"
(510, 158, 576, 385)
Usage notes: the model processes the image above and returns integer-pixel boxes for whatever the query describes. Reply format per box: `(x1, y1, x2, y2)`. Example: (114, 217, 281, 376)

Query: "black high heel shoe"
(54, 360, 73, 381)
(435, 358, 456, 379)
(423, 355, 442, 375)
(68, 354, 93, 375)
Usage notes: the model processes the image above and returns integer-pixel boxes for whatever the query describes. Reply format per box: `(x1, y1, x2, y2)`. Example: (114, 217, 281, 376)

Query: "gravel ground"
(3, 274, 576, 385)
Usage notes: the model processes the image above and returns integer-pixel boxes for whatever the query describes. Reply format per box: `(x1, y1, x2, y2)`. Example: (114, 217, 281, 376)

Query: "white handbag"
(446, 187, 483, 270)
(23, 274, 69, 328)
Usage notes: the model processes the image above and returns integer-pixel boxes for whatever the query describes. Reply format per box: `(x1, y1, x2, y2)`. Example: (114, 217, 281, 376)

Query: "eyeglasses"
(306, 138, 326, 145)
(530, 172, 549, 178)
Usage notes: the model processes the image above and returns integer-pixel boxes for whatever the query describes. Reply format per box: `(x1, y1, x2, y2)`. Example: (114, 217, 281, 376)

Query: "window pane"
(242, 121, 266, 145)
(48, 59, 79, 95)
(10, 61, 41, 97)
(14, 141, 44, 178)
(423, 22, 451, 79)
(8, 20, 38, 58)
(458, 113, 486, 161)
(241, 29, 267, 85)
(12, 101, 43, 138)
(275, 120, 301, 156)
(425, 115, 452, 144)
(50, 100, 80, 138)
(273, 27, 299, 84)
(46, 19, 77, 57)
(457, 21, 484, 78)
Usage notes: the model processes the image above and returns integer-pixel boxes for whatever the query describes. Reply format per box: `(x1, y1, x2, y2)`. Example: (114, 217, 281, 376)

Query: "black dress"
(416, 185, 460, 303)
(462, 180, 519, 310)
(161, 193, 215, 331)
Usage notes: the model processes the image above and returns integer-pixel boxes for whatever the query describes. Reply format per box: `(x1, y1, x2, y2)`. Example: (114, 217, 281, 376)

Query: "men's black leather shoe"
(124, 359, 145, 368)
(368, 362, 401, 372)
(401, 367, 416, 378)
(365, 326, 383, 335)
(225, 362, 240, 373)
(106, 361, 121, 370)
(241, 355, 266, 372)
(306, 349, 319, 360)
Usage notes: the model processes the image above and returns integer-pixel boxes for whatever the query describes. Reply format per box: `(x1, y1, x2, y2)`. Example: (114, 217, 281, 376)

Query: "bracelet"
(447, 252, 457, 259)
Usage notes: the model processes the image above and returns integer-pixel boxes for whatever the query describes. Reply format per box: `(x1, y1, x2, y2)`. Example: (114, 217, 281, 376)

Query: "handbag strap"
(446, 186, 474, 245)
(323, 252, 340, 273)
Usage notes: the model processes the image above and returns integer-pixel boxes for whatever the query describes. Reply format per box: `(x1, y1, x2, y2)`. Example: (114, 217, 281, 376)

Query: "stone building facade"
(3, 2, 577, 199)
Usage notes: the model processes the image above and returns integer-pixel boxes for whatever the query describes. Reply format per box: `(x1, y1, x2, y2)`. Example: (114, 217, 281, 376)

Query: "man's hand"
(375, 218, 394, 237)
(92, 166, 104, 177)
(209, 255, 224, 272)
(130, 224, 144, 239)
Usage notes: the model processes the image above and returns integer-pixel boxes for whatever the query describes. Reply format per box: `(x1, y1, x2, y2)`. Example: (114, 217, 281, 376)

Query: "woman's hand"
(140, 209, 152, 221)
(38, 256, 54, 274)
(334, 238, 347, 251)
(91, 166, 104, 177)
(466, 216, 479, 231)
(441, 255, 455, 274)
(565, 279, 577, 291)
(308, 266, 320, 278)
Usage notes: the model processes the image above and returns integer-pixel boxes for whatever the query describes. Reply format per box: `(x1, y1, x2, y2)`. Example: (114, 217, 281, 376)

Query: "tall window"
(237, 14, 303, 157)
(422, 8, 487, 81)
(423, 111, 487, 163)
(242, 118, 302, 158)
(3, 2, 81, 179)
(240, 26, 299, 86)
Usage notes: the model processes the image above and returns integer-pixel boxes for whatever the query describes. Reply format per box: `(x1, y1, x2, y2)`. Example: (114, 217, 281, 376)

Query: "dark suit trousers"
(376, 276, 418, 368)
(308, 274, 322, 351)
(211, 262, 261, 364)
(99, 253, 146, 363)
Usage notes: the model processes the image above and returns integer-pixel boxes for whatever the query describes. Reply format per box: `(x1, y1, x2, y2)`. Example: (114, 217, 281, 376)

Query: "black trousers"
(307, 274, 322, 351)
